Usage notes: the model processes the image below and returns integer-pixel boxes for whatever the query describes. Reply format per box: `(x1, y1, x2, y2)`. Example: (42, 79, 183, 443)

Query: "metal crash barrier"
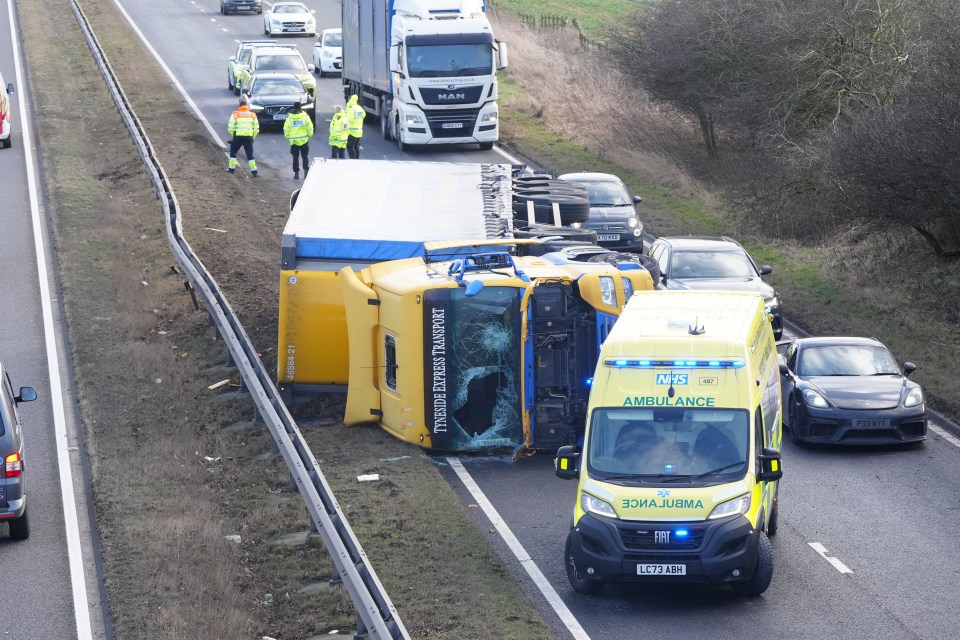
(68, 1, 409, 637)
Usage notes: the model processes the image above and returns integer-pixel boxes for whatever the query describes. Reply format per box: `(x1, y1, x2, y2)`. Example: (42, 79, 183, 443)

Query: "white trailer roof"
(283, 159, 513, 262)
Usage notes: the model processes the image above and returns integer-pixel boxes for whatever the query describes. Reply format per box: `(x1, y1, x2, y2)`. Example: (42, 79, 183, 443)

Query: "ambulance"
(556, 291, 784, 595)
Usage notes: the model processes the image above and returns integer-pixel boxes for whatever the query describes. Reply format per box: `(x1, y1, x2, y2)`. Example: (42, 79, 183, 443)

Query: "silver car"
(0, 362, 37, 540)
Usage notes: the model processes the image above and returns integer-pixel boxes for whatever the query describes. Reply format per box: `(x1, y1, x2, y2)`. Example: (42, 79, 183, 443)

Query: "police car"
(0, 72, 14, 149)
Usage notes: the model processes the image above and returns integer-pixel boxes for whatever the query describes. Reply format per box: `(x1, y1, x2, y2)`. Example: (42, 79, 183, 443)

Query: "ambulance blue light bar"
(604, 358, 745, 369)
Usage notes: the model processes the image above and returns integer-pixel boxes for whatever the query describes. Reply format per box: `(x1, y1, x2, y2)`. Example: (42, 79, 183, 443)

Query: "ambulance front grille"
(620, 525, 706, 550)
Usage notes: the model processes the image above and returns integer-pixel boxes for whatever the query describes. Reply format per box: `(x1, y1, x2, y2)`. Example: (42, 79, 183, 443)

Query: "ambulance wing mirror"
(757, 447, 783, 482)
(555, 445, 581, 480)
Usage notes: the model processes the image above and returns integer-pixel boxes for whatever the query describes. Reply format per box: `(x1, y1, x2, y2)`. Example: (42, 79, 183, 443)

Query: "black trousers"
(290, 143, 309, 172)
(346, 136, 360, 159)
(330, 145, 345, 159)
(229, 136, 254, 160)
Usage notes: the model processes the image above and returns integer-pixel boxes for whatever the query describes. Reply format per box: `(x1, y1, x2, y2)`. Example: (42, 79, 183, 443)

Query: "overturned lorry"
(277, 159, 656, 453)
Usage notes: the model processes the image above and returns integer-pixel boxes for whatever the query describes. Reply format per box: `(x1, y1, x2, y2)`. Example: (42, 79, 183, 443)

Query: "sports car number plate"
(441, 122, 463, 129)
(637, 564, 686, 575)
(598, 234, 620, 241)
(853, 418, 890, 428)
(273, 114, 288, 121)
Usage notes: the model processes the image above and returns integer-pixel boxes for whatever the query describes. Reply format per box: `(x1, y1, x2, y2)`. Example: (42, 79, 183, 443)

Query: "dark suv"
(647, 236, 783, 339)
(0, 364, 37, 540)
(221, 0, 262, 14)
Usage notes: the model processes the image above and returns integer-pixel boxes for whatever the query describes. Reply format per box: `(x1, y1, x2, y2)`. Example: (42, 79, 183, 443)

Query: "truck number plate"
(441, 122, 463, 129)
(852, 419, 890, 428)
(273, 114, 288, 121)
(597, 234, 620, 241)
(637, 564, 686, 575)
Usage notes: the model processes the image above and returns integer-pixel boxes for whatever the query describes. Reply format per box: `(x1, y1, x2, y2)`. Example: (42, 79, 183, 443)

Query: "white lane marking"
(492, 143, 522, 165)
(809, 542, 853, 574)
(210, 17, 217, 22)
(110, 0, 226, 149)
(222, 27, 228, 32)
(930, 424, 960, 449)
(7, 0, 93, 637)
(447, 458, 591, 640)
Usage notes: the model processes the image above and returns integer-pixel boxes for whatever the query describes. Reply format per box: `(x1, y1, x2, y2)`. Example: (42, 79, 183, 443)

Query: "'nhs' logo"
(656, 373, 688, 385)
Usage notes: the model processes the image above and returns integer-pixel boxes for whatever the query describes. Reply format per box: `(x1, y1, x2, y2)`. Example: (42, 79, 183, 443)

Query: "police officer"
(345, 94, 365, 159)
(284, 101, 314, 179)
(328, 106, 348, 159)
(227, 94, 259, 176)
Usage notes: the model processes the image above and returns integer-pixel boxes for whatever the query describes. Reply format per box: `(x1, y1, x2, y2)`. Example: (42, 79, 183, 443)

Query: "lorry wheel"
(565, 532, 604, 595)
(380, 99, 392, 140)
(8, 507, 29, 540)
(513, 224, 597, 244)
(479, 142, 493, 151)
(732, 532, 773, 596)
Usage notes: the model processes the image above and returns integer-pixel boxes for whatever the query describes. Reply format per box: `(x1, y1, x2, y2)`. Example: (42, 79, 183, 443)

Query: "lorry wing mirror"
(757, 447, 783, 482)
(555, 445, 581, 480)
(496, 40, 509, 70)
(389, 44, 400, 74)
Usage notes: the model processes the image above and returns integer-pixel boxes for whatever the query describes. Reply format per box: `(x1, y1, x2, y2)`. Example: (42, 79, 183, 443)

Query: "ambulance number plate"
(637, 564, 686, 576)
(852, 418, 890, 428)
(598, 234, 620, 241)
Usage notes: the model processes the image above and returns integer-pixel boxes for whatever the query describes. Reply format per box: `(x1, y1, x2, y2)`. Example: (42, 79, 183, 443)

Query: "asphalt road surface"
(84, 1, 960, 638)
(0, 1, 104, 637)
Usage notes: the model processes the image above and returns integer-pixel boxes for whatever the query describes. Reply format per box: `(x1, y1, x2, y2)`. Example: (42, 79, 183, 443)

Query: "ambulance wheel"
(732, 532, 772, 596)
(767, 492, 779, 537)
(565, 532, 604, 595)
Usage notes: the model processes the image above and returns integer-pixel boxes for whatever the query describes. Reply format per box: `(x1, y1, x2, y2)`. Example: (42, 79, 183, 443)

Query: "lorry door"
(340, 267, 382, 425)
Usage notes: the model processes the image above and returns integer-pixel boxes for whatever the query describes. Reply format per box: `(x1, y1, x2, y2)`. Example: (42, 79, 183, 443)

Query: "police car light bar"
(603, 358, 745, 368)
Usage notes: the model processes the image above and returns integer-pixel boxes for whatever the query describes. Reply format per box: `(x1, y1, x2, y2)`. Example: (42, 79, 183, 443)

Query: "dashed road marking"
(809, 542, 853, 574)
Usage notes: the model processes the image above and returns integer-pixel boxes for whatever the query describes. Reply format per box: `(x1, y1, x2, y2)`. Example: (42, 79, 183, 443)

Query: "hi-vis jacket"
(345, 95, 364, 138)
(228, 105, 259, 138)
(328, 111, 349, 148)
(284, 110, 314, 146)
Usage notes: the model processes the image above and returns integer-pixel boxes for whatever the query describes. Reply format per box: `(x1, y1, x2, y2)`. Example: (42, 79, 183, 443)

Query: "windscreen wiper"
(694, 461, 747, 480)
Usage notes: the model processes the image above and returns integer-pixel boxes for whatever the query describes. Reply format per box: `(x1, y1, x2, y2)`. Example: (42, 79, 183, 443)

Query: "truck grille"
(420, 85, 484, 106)
(426, 108, 480, 138)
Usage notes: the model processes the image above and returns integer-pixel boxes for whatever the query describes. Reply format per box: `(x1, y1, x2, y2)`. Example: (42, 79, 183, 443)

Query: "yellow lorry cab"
(556, 291, 784, 596)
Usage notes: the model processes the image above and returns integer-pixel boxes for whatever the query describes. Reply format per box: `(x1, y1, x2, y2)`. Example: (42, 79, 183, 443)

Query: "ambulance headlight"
(581, 492, 618, 519)
(801, 388, 829, 409)
(903, 387, 924, 408)
(707, 493, 751, 520)
(599, 276, 616, 306)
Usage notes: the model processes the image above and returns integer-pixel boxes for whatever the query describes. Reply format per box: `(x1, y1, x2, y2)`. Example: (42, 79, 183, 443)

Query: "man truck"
(277, 160, 656, 454)
(341, 0, 508, 151)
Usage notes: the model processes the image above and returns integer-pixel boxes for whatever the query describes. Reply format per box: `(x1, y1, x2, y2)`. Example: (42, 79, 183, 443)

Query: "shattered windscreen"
(423, 287, 523, 450)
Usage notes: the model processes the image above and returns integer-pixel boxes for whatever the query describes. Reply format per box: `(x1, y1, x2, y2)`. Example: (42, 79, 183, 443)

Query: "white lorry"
(341, 0, 508, 151)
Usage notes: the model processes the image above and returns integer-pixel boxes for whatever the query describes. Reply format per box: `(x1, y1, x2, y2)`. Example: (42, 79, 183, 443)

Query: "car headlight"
(764, 296, 780, 313)
(480, 111, 498, 123)
(801, 388, 829, 409)
(627, 217, 639, 229)
(322, 50, 333, 58)
(405, 114, 423, 125)
(569, 221, 581, 229)
(247, 103, 264, 111)
(599, 276, 616, 306)
(707, 493, 751, 520)
(581, 492, 618, 519)
(903, 387, 924, 408)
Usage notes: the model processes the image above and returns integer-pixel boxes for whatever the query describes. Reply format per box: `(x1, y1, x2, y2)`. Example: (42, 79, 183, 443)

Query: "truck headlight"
(707, 493, 751, 520)
(801, 388, 829, 408)
(623, 278, 634, 299)
(581, 492, 618, 519)
(480, 111, 498, 123)
(904, 387, 924, 408)
(599, 276, 616, 306)
(405, 114, 423, 125)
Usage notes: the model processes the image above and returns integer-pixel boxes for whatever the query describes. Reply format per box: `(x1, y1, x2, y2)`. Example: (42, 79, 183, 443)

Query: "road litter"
(141, 281, 149, 286)
(224, 534, 241, 544)
(205, 227, 228, 233)
(357, 474, 380, 482)
(207, 379, 231, 390)
(379, 455, 410, 462)
(154, 378, 162, 384)
(204, 456, 221, 463)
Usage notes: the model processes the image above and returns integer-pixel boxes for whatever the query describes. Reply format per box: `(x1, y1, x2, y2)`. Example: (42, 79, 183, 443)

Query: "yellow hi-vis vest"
(329, 112, 349, 148)
(284, 110, 314, 146)
(346, 103, 365, 138)
(228, 106, 259, 138)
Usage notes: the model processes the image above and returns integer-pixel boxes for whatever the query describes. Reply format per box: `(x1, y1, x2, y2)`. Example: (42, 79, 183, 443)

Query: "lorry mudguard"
(341, 267, 382, 425)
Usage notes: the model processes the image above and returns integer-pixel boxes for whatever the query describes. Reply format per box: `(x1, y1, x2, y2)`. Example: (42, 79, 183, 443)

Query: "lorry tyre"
(380, 98, 392, 140)
(479, 142, 493, 151)
(565, 532, 604, 595)
(513, 224, 597, 244)
(732, 532, 773, 596)
(512, 195, 590, 224)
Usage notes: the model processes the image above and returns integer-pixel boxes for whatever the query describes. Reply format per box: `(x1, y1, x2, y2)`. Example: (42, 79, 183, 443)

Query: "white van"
(0, 71, 14, 149)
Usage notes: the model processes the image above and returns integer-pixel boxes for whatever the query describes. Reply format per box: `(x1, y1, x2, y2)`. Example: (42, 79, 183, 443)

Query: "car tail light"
(4, 452, 21, 478)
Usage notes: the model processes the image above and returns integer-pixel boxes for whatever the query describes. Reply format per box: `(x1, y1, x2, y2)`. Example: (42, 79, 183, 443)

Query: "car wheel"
(1, 136, 11, 150)
(228, 75, 234, 91)
(731, 532, 772, 596)
(233, 83, 241, 96)
(565, 531, 604, 595)
(9, 506, 30, 540)
(788, 397, 802, 444)
(479, 141, 494, 151)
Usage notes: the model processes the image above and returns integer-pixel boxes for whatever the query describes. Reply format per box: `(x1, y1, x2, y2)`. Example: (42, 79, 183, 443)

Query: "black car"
(244, 72, 315, 127)
(647, 236, 783, 339)
(0, 363, 37, 540)
(780, 337, 927, 445)
(557, 172, 644, 252)
(221, 0, 262, 14)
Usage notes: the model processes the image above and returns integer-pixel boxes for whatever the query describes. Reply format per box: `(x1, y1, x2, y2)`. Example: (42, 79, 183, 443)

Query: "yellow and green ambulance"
(556, 290, 783, 595)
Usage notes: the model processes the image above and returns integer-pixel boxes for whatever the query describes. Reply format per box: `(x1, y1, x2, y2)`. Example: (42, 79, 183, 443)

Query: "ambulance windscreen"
(587, 407, 749, 483)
